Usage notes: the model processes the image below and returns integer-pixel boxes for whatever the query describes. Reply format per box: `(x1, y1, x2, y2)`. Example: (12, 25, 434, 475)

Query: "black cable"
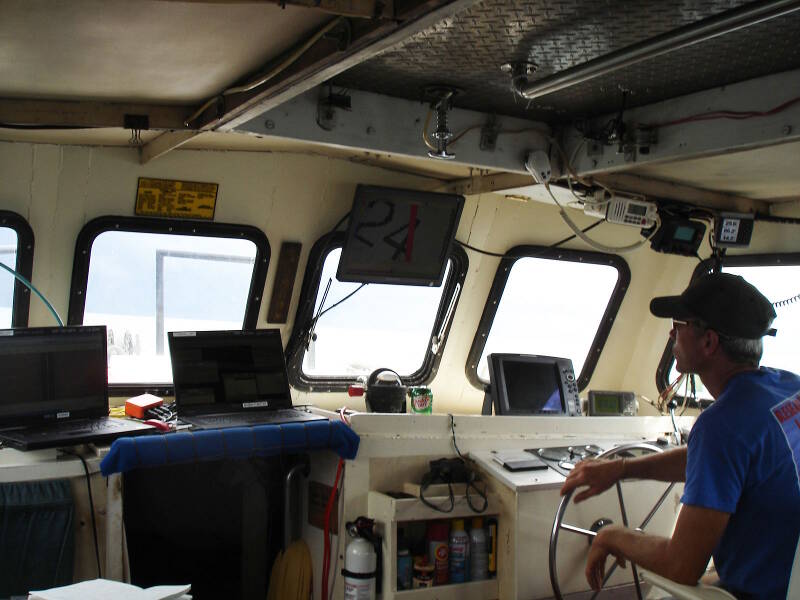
(63, 449, 102, 578)
(331, 211, 351, 233)
(455, 219, 604, 259)
(774, 292, 800, 308)
(449, 414, 464, 458)
(315, 283, 367, 321)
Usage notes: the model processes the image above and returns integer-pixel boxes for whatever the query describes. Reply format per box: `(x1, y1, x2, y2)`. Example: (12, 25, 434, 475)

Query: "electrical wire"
(321, 458, 345, 600)
(315, 283, 367, 321)
(643, 94, 800, 129)
(773, 292, 800, 308)
(543, 183, 658, 254)
(0, 262, 64, 326)
(185, 17, 346, 127)
(62, 449, 102, 578)
(328, 460, 346, 600)
(455, 220, 604, 259)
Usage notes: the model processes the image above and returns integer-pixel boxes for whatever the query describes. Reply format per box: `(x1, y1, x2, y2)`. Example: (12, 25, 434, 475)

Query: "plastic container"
(397, 545, 412, 590)
(427, 521, 449, 585)
(412, 558, 434, 588)
(449, 519, 470, 583)
(469, 517, 489, 581)
(487, 517, 498, 577)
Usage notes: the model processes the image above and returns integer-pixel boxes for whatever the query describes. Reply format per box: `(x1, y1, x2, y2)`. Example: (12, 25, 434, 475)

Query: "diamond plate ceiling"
(333, 0, 800, 121)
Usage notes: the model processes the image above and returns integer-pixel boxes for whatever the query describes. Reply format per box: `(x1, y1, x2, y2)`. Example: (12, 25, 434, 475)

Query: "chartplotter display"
(487, 353, 581, 416)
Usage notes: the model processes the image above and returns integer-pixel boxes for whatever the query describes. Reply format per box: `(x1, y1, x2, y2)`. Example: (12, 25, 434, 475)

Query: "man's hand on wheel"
(560, 457, 626, 503)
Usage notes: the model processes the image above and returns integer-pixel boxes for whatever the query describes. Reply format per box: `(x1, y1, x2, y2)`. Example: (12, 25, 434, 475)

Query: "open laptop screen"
(0, 326, 108, 426)
(169, 329, 292, 413)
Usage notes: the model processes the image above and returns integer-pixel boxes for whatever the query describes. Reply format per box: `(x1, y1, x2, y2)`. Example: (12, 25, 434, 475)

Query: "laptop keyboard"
(20, 418, 124, 438)
(191, 408, 321, 428)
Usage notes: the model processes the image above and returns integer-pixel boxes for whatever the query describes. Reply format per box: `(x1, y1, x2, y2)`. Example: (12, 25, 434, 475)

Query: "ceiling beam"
(0, 99, 188, 130)
(563, 68, 800, 178)
(238, 87, 551, 173)
(139, 130, 201, 164)
(160, 0, 394, 18)
(188, 0, 485, 133)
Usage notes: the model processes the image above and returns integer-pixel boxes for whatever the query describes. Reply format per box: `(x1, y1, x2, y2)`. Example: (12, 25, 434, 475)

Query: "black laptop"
(0, 325, 156, 450)
(168, 329, 327, 430)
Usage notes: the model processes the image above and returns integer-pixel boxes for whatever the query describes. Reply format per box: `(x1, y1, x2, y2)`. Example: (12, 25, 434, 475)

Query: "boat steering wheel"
(548, 442, 675, 600)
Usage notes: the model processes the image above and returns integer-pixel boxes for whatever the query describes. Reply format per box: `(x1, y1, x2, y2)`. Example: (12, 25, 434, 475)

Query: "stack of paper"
(29, 579, 191, 600)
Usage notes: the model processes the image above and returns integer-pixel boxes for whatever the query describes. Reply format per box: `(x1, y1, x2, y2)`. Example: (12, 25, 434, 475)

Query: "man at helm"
(560, 273, 800, 599)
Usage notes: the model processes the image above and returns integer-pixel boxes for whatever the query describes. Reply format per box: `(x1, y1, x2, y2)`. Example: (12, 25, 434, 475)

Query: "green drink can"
(409, 387, 433, 414)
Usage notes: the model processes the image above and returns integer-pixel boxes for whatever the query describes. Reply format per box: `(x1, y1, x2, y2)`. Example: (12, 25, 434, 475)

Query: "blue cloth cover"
(100, 420, 359, 476)
(682, 367, 800, 600)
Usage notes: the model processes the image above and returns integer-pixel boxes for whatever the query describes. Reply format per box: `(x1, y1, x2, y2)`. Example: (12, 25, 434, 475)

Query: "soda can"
(409, 387, 433, 414)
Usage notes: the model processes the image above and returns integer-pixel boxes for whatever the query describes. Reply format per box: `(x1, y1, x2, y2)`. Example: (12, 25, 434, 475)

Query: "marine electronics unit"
(337, 184, 465, 286)
(587, 390, 637, 416)
(485, 353, 581, 416)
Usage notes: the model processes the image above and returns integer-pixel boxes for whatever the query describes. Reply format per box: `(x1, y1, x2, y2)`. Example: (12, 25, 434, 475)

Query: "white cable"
(542, 182, 657, 254)
(185, 17, 345, 127)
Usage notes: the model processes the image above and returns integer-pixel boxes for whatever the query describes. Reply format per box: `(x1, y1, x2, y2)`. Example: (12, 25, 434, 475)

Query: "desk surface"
(0, 445, 106, 483)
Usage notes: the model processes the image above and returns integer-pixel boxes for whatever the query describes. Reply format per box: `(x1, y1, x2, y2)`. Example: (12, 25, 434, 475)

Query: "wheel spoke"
(560, 522, 598, 538)
(615, 481, 629, 527)
(550, 442, 673, 600)
(631, 564, 644, 600)
(638, 483, 675, 530)
(589, 562, 620, 600)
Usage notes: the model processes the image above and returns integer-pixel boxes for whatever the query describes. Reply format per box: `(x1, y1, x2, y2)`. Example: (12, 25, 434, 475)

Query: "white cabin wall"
(1, 140, 798, 417)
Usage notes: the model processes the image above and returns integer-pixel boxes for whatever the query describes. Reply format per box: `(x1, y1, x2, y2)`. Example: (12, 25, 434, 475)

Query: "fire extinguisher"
(342, 517, 381, 600)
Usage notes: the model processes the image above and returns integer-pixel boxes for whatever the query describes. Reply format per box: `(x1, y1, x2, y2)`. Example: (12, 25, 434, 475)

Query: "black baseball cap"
(650, 273, 776, 339)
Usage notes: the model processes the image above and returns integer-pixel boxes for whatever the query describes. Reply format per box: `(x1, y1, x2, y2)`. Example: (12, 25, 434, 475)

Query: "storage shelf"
(368, 490, 500, 600)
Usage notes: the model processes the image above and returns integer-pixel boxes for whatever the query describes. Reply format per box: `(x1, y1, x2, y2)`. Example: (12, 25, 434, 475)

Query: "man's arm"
(561, 447, 687, 503)
(585, 503, 729, 591)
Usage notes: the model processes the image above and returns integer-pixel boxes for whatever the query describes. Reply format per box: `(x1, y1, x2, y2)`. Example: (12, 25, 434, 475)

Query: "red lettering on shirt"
(775, 397, 800, 423)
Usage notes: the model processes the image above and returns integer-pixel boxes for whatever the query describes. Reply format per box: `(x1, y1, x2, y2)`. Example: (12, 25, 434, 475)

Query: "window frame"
(285, 232, 468, 392)
(68, 215, 270, 396)
(656, 252, 800, 401)
(0, 210, 35, 328)
(465, 245, 631, 391)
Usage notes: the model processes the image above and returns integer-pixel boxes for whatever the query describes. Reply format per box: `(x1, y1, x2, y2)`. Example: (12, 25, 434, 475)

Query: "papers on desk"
(29, 579, 191, 600)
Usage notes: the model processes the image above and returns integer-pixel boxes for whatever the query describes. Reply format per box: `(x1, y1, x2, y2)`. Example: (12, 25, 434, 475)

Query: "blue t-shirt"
(682, 368, 800, 599)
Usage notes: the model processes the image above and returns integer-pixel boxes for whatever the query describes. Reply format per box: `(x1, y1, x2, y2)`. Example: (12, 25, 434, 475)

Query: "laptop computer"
(0, 325, 156, 450)
(168, 329, 327, 430)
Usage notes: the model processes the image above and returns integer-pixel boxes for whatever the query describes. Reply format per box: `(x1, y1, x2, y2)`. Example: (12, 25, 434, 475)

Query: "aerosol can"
(343, 517, 380, 600)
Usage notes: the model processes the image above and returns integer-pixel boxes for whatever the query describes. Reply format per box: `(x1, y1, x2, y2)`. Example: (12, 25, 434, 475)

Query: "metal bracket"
(316, 86, 352, 131)
(480, 114, 499, 151)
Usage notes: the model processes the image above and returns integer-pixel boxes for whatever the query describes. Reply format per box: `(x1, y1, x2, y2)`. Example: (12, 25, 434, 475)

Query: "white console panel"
(332, 414, 692, 600)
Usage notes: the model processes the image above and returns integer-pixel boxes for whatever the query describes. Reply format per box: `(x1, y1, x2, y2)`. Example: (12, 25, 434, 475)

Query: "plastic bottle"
(469, 517, 489, 581)
(397, 543, 412, 590)
(427, 520, 449, 585)
(449, 519, 470, 583)
(487, 517, 498, 577)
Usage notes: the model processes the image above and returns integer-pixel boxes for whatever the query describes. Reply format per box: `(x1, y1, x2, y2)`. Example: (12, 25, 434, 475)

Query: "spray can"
(449, 519, 470, 583)
(427, 520, 449, 585)
(469, 517, 488, 581)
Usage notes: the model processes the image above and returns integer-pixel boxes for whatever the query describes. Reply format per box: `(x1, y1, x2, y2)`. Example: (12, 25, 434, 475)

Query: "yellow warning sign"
(135, 178, 218, 220)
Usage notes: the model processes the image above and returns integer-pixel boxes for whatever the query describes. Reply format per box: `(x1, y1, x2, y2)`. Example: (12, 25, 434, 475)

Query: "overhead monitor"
(337, 184, 465, 286)
(487, 353, 581, 416)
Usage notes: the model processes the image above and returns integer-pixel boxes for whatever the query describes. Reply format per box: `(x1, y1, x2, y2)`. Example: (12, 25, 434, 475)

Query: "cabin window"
(660, 254, 800, 404)
(286, 233, 467, 390)
(466, 246, 630, 390)
(0, 211, 35, 328)
(69, 217, 269, 392)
